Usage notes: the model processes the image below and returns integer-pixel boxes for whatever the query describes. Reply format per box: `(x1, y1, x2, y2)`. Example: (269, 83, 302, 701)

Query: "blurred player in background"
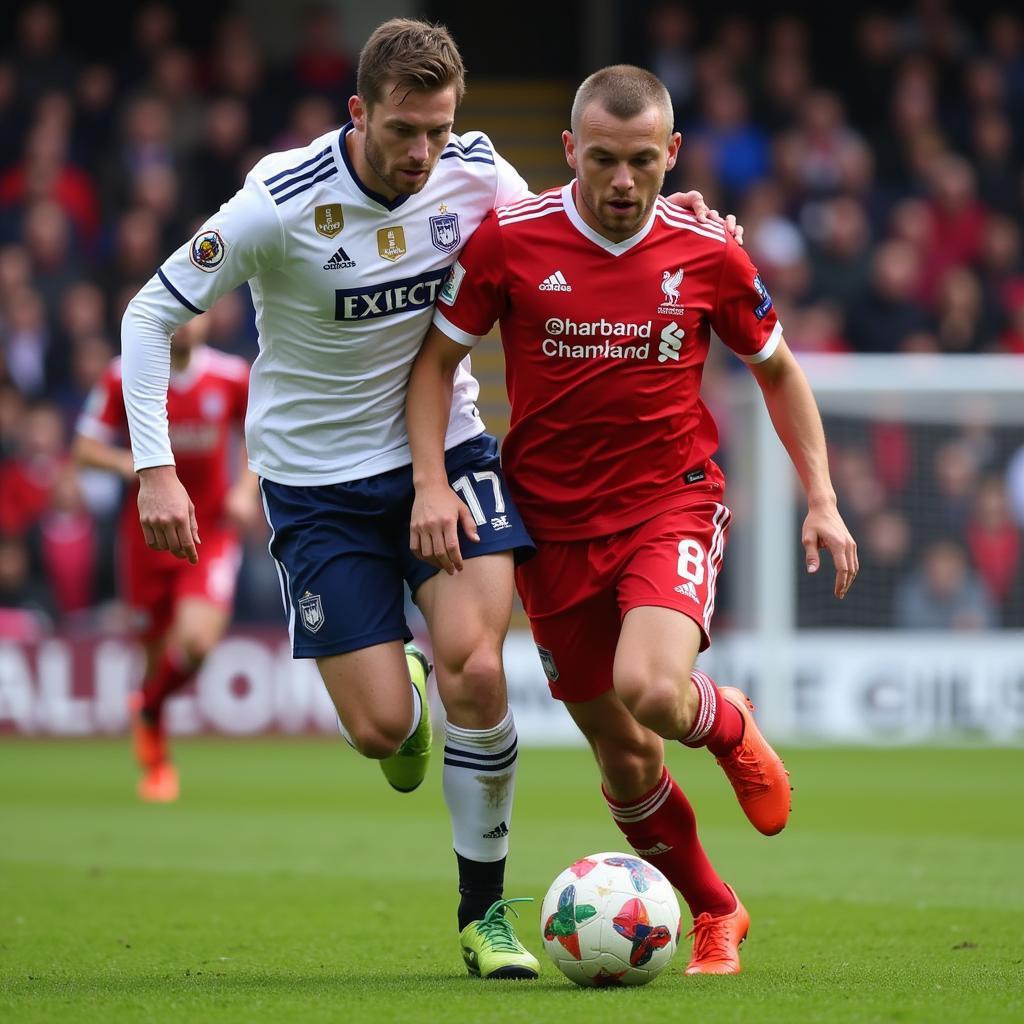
(407, 65, 858, 975)
(114, 17, 730, 978)
(74, 313, 257, 802)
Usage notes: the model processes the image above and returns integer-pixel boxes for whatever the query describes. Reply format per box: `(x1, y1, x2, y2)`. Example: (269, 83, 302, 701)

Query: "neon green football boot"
(379, 644, 433, 793)
(460, 898, 540, 980)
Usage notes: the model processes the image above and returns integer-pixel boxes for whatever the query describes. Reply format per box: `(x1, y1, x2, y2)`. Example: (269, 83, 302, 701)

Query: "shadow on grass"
(3, 966, 583, 1001)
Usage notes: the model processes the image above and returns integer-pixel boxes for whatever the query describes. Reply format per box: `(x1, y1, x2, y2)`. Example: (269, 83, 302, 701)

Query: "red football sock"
(682, 669, 744, 756)
(603, 767, 735, 918)
(140, 648, 195, 719)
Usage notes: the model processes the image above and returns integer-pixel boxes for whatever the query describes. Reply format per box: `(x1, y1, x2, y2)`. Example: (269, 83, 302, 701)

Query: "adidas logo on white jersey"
(323, 245, 356, 270)
(674, 581, 700, 602)
(539, 270, 572, 292)
(482, 820, 509, 839)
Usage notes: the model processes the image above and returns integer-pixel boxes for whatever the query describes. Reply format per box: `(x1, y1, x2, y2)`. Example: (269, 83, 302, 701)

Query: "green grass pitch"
(1, 739, 1021, 1023)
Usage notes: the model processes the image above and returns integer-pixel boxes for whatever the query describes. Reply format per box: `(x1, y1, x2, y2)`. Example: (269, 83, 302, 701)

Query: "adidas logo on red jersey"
(539, 270, 572, 292)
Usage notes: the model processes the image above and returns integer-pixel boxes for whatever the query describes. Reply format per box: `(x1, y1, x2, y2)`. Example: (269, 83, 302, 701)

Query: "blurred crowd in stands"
(0, 0, 1022, 636)
(792, 416, 1024, 628)
(653, 0, 1024, 630)
(0, 0, 354, 636)
(648, 1, 1024, 357)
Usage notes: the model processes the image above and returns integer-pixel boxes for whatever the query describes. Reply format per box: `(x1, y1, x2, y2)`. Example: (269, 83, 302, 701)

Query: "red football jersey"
(77, 346, 249, 538)
(433, 184, 782, 540)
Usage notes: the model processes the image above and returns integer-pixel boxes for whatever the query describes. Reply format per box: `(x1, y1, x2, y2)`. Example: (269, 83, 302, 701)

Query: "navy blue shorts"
(260, 433, 535, 657)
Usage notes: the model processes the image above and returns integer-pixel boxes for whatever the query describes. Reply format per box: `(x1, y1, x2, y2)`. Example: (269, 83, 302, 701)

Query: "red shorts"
(515, 501, 730, 703)
(120, 527, 242, 640)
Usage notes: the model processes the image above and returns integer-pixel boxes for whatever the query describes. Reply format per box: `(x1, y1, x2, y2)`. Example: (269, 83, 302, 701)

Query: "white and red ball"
(540, 852, 682, 987)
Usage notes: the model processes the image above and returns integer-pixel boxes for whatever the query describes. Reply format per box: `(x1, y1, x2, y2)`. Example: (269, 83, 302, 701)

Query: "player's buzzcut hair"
(357, 18, 466, 108)
(570, 64, 673, 137)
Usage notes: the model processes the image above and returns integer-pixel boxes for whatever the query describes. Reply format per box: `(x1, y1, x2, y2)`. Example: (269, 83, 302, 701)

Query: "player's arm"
(406, 327, 482, 575)
(123, 287, 202, 564)
(408, 212, 506, 574)
(747, 339, 858, 599)
(73, 364, 136, 480)
(225, 451, 261, 532)
(71, 433, 136, 480)
(122, 176, 282, 564)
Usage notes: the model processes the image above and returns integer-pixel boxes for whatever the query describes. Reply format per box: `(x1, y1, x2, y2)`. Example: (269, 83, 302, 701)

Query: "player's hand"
(410, 481, 479, 575)
(663, 189, 744, 246)
(137, 465, 201, 564)
(802, 502, 858, 599)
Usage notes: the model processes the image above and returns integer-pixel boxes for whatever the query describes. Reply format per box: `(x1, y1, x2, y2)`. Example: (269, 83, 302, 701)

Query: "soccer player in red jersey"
(405, 65, 858, 975)
(111, 20, 736, 979)
(74, 313, 258, 801)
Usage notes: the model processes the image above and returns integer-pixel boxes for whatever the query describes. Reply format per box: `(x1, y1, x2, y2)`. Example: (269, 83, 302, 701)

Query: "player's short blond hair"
(570, 65, 673, 137)
(357, 18, 466, 109)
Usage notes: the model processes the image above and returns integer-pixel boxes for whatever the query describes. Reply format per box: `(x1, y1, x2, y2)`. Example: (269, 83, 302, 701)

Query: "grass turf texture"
(1, 741, 1021, 1023)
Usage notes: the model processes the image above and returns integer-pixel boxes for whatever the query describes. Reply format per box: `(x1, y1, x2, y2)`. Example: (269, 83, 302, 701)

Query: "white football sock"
(443, 709, 517, 862)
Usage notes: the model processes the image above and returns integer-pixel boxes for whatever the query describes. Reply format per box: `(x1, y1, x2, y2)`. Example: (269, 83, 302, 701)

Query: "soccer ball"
(540, 851, 682, 987)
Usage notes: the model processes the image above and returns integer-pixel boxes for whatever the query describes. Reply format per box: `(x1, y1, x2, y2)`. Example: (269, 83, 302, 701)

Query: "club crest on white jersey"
(430, 212, 461, 253)
(149, 124, 530, 486)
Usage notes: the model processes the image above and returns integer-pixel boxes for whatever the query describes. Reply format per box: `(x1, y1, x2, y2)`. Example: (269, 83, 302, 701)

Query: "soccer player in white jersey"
(406, 66, 858, 975)
(118, 20, 731, 978)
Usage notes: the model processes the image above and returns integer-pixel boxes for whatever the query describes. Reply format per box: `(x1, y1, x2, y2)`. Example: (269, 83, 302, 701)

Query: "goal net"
(693, 353, 1024, 742)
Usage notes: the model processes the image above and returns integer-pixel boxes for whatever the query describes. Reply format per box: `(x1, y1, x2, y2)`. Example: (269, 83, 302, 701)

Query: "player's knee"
(594, 734, 662, 797)
(618, 675, 684, 734)
(439, 644, 505, 722)
(175, 631, 219, 666)
(345, 718, 405, 760)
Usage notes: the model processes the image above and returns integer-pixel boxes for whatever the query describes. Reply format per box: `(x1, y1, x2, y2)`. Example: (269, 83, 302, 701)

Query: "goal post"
(694, 352, 1024, 743)
(502, 354, 1024, 745)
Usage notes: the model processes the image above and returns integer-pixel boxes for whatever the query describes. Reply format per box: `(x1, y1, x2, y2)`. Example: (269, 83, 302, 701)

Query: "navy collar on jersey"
(338, 122, 412, 212)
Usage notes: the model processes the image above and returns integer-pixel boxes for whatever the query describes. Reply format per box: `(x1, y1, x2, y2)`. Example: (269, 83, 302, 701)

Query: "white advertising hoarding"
(1, 629, 1022, 744)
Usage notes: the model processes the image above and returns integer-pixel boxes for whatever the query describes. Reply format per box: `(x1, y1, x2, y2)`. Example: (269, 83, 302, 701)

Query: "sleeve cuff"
(432, 308, 481, 348)
(133, 455, 177, 472)
(742, 321, 783, 364)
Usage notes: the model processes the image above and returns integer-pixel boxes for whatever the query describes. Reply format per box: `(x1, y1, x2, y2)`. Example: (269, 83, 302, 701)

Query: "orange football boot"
(128, 692, 166, 770)
(138, 762, 180, 803)
(684, 885, 750, 975)
(129, 693, 178, 801)
(715, 686, 791, 836)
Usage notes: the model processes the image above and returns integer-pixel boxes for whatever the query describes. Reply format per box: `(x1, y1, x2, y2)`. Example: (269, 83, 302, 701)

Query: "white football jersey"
(122, 124, 529, 484)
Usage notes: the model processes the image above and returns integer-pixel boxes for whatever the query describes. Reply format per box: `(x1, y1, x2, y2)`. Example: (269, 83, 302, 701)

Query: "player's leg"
(537, 619, 747, 973)
(131, 533, 240, 801)
(520, 527, 748, 975)
(143, 597, 232, 712)
(135, 530, 242, 722)
(130, 531, 241, 795)
(128, 634, 181, 802)
(614, 504, 791, 836)
(408, 434, 537, 979)
(122, 538, 183, 801)
(316, 640, 428, 761)
(564, 690, 737, 916)
(133, 594, 235, 802)
(259, 477, 434, 788)
(416, 554, 517, 919)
